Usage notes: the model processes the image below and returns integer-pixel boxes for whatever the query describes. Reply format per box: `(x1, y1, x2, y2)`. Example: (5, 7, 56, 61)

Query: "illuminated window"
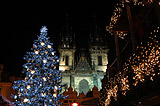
(98, 56, 102, 65)
(65, 56, 69, 66)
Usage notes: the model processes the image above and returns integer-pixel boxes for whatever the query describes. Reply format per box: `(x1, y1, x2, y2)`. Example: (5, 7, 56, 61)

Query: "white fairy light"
(43, 59, 47, 63)
(47, 45, 51, 48)
(31, 70, 35, 74)
(23, 98, 29, 102)
(35, 51, 39, 54)
(52, 52, 54, 55)
(41, 42, 45, 46)
(27, 85, 31, 89)
(43, 77, 46, 81)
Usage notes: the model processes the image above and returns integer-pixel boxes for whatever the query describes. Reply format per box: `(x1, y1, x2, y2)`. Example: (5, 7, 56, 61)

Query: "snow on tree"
(11, 26, 67, 106)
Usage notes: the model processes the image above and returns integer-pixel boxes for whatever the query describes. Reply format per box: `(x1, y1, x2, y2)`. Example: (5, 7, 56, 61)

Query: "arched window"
(98, 56, 102, 65)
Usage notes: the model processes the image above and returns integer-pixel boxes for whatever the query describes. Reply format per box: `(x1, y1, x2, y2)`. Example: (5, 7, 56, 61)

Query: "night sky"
(1, 1, 117, 77)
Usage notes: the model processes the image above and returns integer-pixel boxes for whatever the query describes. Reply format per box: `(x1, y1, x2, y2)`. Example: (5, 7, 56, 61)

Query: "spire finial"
(66, 13, 69, 37)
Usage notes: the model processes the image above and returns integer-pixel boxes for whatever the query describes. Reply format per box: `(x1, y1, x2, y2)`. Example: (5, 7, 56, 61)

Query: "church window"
(65, 56, 69, 66)
(98, 56, 102, 65)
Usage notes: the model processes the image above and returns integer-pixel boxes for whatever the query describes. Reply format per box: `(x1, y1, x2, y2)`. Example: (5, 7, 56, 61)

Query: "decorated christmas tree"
(12, 26, 67, 106)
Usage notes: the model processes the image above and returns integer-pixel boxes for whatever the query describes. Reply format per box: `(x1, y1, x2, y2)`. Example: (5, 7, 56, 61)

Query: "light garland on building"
(124, 27, 159, 86)
(116, 31, 128, 39)
(106, 0, 124, 36)
(105, 85, 118, 106)
(100, 27, 160, 106)
(106, 0, 156, 39)
(120, 75, 130, 95)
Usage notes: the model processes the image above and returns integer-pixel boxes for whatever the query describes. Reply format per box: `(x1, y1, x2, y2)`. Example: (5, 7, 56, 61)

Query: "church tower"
(59, 15, 108, 94)
(89, 16, 109, 72)
(58, 14, 76, 72)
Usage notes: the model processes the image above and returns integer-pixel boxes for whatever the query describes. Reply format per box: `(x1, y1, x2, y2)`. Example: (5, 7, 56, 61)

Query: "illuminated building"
(59, 15, 109, 94)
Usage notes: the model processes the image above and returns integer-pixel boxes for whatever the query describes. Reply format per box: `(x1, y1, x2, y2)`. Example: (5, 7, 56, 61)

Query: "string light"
(35, 51, 39, 54)
(41, 42, 45, 46)
(23, 98, 29, 103)
(27, 85, 31, 89)
(31, 70, 35, 74)
(105, 85, 118, 106)
(106, 0, 155, 39)
(100, 27, 159, 106)
(43, 59, 47, 63)
(52, 52, 55, 55)
(116, 31, 128, 39)
(48, 45, 51, 48)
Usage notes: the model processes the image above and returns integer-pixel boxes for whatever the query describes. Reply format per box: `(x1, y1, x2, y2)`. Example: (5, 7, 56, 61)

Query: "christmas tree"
(12, 26, 67, 106)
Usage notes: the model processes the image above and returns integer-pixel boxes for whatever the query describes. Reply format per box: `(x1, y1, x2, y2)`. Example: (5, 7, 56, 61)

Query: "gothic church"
(58, 16, 109, 94)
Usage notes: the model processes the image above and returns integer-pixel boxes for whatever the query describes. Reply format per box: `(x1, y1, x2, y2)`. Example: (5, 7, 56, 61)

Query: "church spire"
(89, 15, 107, 49)
(91, 15, 100, 37)
(59, 13, 76, 49)
(66, 13, 70, 37)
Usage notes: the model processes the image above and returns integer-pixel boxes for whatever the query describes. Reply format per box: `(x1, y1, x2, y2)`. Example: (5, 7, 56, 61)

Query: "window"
(98, 56, 102, 65)
(65, 56, 69, 66)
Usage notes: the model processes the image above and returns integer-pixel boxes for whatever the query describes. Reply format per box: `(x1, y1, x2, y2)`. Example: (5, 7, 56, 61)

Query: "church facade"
(58, 17, 109, 94)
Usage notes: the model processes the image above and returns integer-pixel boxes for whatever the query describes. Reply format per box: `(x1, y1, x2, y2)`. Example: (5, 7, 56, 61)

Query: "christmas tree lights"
(11, 26, 67, 106)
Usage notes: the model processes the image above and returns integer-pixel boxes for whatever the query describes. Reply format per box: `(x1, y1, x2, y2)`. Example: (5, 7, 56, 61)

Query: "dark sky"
(1, 1, 117, 77)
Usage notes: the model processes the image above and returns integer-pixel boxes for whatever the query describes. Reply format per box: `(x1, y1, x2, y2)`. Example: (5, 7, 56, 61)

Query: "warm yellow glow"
(101, 27, 160, 106)
(35, 51, 39, 54)
(43, 77, 46, 81)
(41, 42, 45, 46)
(53, 93, 57, 97)
(41, 93, 46, 97)
(23, 98, 29, 102)
(52, 52, 54, 55)
(47, 45, 51, 48)
(27, 85, 31, 89)
(43, 59, 47, 63)
(55, 86, 58, 90)
(105, 85, 118, 106)
(31, 70, 35, 74)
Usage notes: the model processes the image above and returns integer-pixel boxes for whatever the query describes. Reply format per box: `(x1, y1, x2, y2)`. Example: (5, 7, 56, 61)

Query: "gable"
(75, 56, 92, 71)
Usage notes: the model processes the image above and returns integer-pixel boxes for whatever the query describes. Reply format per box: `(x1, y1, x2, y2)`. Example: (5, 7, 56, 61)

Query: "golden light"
(101, 27, 160, 106)
(41, 42, 45, 46)
(23, 98, 29, 102)
(43, 59, 47, 63)
(52, 52, 55, 55)
(54, 86, 58, 90)
(27, 85, 31, 89)
(35, 51, 39, 54)
(53, 93, 57, 97)
(71, 103, 79, 106)
(43, 77, 47, 81)
(31, 70, 35, 74)
(47, 45, 51, 48)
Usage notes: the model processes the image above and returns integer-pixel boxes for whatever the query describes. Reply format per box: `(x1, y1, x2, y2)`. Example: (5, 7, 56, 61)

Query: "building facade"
(58, 16, 109, 94)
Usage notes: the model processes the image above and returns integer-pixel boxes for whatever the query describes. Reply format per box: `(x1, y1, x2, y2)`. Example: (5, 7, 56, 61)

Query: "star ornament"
(40, 26, 48, 33)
